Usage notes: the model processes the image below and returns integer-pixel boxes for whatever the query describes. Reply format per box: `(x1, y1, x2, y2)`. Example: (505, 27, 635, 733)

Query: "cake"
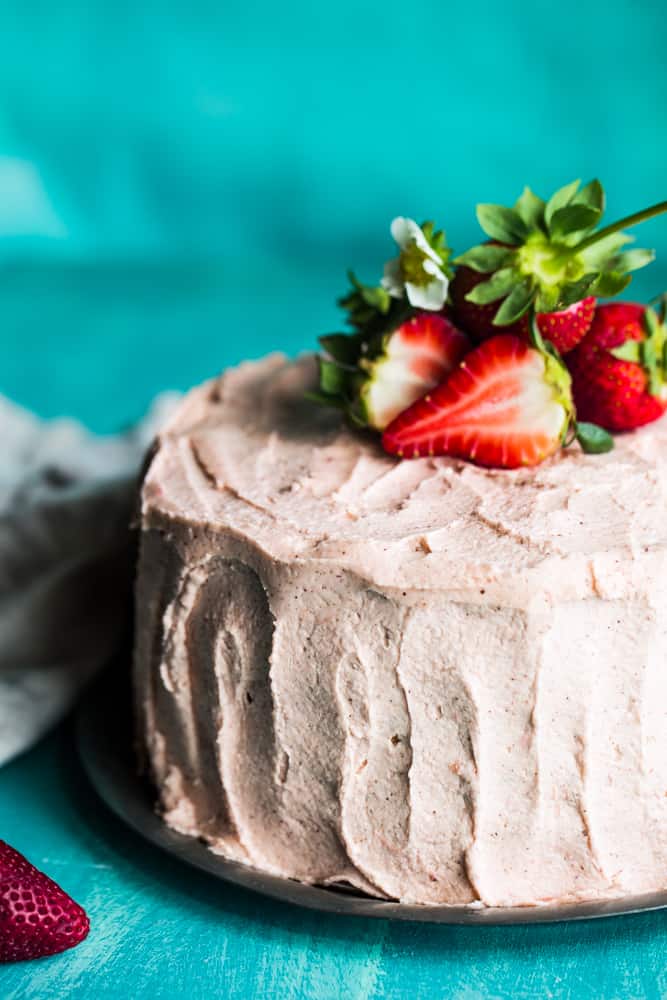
(134, 352, 667, 907)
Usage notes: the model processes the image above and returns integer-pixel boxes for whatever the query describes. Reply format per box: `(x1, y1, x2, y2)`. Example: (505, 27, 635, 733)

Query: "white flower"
(381, 217, 449, 311)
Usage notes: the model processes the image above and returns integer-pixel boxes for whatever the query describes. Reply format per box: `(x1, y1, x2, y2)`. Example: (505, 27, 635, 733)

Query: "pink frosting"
(134, 353, 667, 906)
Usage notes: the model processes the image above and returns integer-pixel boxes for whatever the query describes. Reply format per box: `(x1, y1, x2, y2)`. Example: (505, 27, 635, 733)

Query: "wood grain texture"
(0, 726, 665, 1000)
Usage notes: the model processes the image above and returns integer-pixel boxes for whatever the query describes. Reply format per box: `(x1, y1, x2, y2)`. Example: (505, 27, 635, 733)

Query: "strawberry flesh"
(450, 265, 595, 353)
(382, 334, 571, 469)
(0, 840, 89, 963)
(362, 312, 470, 429)
(567, 302, 667, 431)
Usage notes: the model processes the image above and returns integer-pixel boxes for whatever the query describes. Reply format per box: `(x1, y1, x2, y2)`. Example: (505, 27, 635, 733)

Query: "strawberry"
(359, 313, 470, 429)
(452, 180, 663, 349)
(451, 261, 596, 353)
(382, 334, 574, 469)
(0, 840, 89, 962)
(567, 302, 667, 431)
(315, 312, 470, 430)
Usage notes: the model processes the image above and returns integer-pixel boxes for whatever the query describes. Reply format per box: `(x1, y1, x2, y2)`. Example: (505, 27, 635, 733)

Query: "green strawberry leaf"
(319, 333, 364, 365)
(556, 274, 599, 308)
(579, 231, 633, 269)
(576, 422, 614, 454)
(610, 341, 642, 362)
(573, 179, 604, 214)
(544, 179, 581, 229)
(476, 204, 529, 244)
(592, 271, 632, 297)
(465, 267, 518, 305)
(515, 187, 546, 230)
(493, 279, 535, 325)
(548, 204, 601, 240)
(319, 359, 348, 396)
(611, 248, 655, 273)
(454, 244, 515, 273)
(534, 285, 562, 313)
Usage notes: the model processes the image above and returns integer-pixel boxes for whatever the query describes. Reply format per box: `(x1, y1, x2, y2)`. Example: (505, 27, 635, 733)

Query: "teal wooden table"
(1, 263, 666, 999)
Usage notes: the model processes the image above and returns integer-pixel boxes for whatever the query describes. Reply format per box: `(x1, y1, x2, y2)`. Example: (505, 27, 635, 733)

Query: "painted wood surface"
(1, 719, 665, 998)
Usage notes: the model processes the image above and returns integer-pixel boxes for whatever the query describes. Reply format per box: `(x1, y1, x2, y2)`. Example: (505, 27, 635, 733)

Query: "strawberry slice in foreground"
(360, 312, 470, 429)
(382, 334, 573, 469)
(0, 840, 89, 963)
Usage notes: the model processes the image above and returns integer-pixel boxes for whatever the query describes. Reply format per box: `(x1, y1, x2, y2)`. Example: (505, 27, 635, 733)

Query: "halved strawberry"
(359, 313, 470, 429)
(567, 302, 667, 431)
(0, 840, 89, 962)
(314, 312, 470, 430)
(382, 334, 573, 469)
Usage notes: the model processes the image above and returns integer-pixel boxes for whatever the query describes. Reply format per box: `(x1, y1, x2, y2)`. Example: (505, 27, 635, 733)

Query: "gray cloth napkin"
(0, 394, 178, 767)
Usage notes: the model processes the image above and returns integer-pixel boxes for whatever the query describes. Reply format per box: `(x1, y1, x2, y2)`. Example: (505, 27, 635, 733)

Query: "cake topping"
(311, 181, 666, 469)
(568, 301, 667, 431)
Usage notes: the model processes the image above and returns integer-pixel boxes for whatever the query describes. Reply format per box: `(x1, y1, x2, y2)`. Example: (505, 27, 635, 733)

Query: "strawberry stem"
(574, 200, 667, 253)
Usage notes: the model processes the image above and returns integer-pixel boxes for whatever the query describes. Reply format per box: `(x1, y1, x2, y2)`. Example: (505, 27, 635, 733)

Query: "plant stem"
(575, 201, 667, 252)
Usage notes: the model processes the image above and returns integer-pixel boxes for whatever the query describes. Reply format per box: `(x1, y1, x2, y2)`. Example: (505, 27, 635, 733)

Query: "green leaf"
(361, 283, 391, 313)
(476, 204, 529, 244)
(465, 267, 517, 305)
(529, 313, 548, 353)
(576, 422, 614, 454)
(548, 204, 601, 240)
(319, 333, 363, 365)
(592, 271, 632, 297)
(611, 248, 655, 274)
(454, 244, 515, 273)
(493, 279, 535, 325)
(556, 274, 599, 308)
(610, 341, 642, 362)
(544, 179, 581, 228)
(573, 179, 605, 214)
(319, 359, 347, 395)
(579, 231, 633, 269)
(514, 187, 546, 230)
(534, 285, 561, 313)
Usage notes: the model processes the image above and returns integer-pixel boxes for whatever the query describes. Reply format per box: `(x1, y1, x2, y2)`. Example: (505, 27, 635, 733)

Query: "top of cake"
(143, 352, 667, 600)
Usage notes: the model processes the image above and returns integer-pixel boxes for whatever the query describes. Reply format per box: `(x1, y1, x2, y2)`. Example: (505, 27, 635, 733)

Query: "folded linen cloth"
(0, 394, 178, 767)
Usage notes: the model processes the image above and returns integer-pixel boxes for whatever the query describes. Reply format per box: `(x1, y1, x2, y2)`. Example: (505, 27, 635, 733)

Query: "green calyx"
(529, 315, 614, 455)
(306, 328, 391, 427)
(610, 304, 667, 397)
(311, 219, 451, 425)
(455, 179, 666, 325)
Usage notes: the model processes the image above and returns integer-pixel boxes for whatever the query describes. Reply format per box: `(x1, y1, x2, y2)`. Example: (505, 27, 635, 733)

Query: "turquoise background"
(1, 2, 666, 997)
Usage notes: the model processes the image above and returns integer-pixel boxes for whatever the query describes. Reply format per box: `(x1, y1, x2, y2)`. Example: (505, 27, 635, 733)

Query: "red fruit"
(567, 302, 667, 432)
(0, 840, 89, 962)
(360, 312, 470, 429)
(382, 334, 573, 469)
(450, 265, 595, 353)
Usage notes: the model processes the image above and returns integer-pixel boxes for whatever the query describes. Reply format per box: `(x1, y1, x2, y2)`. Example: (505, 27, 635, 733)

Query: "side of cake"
(134, 353, 667, 907)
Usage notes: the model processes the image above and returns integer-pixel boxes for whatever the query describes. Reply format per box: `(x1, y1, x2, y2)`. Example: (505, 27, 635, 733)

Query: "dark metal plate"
(76, 670, 667, 925)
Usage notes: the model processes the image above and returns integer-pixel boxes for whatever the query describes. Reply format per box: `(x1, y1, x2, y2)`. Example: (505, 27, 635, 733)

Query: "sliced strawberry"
(0, 840, 89, 963)
(360, 312, 470, 429)
(382, 334, 573, 469)
(567, 302, 667, 431)
(450, 264, 596, 353)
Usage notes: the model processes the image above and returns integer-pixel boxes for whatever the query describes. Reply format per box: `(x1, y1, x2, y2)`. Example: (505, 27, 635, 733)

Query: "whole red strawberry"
(451, 179, 660, 352)
(567, 302, 667, 431)
(382, 334, 574, 469)
(450, 262, 596, 352)
(0, 840, 89, 962)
